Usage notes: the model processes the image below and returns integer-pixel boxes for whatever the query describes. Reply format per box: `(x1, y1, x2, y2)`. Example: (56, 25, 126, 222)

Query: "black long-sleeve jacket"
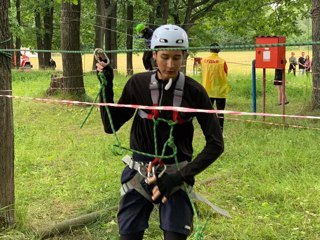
(140, 28, 153, 48)
(100, 71, 224, 184)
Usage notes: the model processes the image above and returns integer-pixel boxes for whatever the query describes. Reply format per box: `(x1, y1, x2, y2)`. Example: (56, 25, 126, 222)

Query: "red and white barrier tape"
(226, 117, 320, 131)
(1, 94, 320, 120)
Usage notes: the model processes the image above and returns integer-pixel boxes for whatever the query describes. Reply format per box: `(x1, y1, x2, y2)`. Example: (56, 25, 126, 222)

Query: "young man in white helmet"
(97, 24, 224, 240)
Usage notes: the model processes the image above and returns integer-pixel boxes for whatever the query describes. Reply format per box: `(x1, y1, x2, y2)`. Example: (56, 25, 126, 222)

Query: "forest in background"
(9, 0, 312, 67)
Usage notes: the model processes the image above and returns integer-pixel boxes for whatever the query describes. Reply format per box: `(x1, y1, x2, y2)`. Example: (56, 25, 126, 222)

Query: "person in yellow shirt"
(201, 43, 229, 133)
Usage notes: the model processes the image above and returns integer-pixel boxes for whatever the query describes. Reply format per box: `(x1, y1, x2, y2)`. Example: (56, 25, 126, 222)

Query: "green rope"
(109, 117, 178, 160)
(80, 91, 100, 129)
(153, 118, 159, 156)
(0, 38, 12, 59)
(80, 71, 123, 155)
(1, 40, 320, 55)
(99, 72, 124, 155)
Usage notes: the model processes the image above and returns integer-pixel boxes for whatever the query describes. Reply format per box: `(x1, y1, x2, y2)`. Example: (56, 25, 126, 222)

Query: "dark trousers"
(210, 98, 226, 132)
(142, 51, 153, 71)
(288, 64, 296, 76)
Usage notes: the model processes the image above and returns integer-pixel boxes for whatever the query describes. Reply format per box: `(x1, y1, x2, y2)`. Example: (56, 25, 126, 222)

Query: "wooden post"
(281, 68, 286, 122)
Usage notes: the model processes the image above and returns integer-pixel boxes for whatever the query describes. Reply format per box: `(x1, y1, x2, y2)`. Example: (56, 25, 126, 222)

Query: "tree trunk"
(92, 0, 105, 70)
(35, 11, 45, 69)
(0, 0, 15, 228)
(104, 0, 112, 66)
(155, 0, 169, 24)
(312, 0, 320, 109)
(126, 3, 133, 75)
(43, 2, 54, 68)
(148, 0, 155, 28)
(162, 0, 169, 24)
(156, 0, 162, 21)
(105, 16, 111, 62)
(103, 0, 116, 71)
(110, 2, 117, 71)
(60, 0, 85, 95)
(15, 0, 21, 69)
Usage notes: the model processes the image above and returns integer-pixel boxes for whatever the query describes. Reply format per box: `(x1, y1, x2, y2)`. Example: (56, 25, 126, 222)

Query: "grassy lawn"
(2, 51, 320, 239)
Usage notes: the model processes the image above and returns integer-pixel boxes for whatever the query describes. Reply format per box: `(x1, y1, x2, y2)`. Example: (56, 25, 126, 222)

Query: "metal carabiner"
(157, 164, 167, 178)
(94, 48, 110, 65)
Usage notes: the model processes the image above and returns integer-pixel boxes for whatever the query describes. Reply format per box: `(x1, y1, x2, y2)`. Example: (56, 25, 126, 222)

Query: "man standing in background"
(298, 51, 306, 75)
(136, 23, 154, 71)
(288, 52, 297, 76)
(201, 43, 229, 134)
(49, 58, 56, 70)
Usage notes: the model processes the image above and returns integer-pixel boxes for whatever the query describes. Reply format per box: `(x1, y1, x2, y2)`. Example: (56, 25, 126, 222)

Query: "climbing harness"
(120, 155, 189, 200)
(120, 155, 231, 218)
(137, 71, 189, 124)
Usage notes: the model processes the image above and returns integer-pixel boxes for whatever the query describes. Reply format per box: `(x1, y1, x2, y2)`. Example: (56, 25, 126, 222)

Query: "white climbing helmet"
(151, 24, 189, 50)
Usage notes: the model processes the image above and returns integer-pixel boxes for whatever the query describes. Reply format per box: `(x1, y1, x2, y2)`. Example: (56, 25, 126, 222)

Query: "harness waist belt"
(122, 155, 188, 173)
(120, 155, 231, 218)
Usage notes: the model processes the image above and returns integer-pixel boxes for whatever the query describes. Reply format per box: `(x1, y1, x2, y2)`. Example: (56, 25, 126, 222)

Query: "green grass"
(2, 69, 320, 239)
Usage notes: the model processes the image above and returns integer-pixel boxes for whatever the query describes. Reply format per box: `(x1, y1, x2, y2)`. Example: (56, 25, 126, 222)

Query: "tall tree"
(312, 0, 320, 109)
(126, 3, 133, 75)
(34, 0, 55, 69)
(155, 0, 169, 24)
(43, 1, 54, 67)
(35, 11, 44, 68)
(15, 0, 21, 69)
(110, 3, 117, 70)
(104, 0, 117, 69)
(0, 0, 15, 228)
(169, 0, 229, 33)
(92, 0, 105, 70)
(148, 0, 155, 27)
(156, 0, 230, 72)
(60, 0, 85, 95)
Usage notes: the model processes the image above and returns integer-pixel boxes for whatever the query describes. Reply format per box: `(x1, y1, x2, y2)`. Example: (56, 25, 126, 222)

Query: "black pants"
(143, 51, 153, 71)
(288, 64, 296, 76)
(210, 98, 226, 132)
(120, 231, 187, 240)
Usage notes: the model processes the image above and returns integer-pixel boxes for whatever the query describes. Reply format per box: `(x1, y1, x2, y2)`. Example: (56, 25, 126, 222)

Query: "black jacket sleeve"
(179, 80, 224, 182)
(99, 68, 135, 133)
(98, 64, 114, 102)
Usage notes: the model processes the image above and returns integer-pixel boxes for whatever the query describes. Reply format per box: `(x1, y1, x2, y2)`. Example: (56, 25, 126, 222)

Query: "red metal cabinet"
(255, 36, 286, 69)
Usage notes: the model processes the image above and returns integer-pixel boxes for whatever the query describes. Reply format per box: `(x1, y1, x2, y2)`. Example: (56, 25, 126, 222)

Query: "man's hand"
(146, 172, 183, 204)
(96, 61, 108, 72)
